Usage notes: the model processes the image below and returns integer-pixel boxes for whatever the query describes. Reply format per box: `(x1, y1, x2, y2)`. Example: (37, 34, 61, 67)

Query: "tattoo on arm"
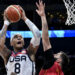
(0, 25, 9, 64)
(0, 25, 8, 48)
(0, 45, 11, 65)
(0, 25, 8, 39)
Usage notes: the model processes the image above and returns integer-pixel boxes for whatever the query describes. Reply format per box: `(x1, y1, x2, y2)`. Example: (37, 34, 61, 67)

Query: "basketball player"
(0, 7, 41, 75)
(36, 0, 69, 75)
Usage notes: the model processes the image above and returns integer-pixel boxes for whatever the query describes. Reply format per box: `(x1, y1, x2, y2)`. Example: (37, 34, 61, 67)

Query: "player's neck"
(14, 47, 23, 53)
(58, 63, 62, 68)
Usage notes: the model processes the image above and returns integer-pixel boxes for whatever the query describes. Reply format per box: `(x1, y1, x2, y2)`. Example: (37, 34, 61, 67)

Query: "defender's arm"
(36, 0, 55, 69)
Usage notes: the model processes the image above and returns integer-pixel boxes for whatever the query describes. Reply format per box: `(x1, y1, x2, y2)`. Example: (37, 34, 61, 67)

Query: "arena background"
(0, 0, 75, 75)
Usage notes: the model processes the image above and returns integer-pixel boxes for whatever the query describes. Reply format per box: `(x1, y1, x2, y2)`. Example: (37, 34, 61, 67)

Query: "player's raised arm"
(36, 0, 55, 73)
(36, 0, 51, 51)
(21, 8, 41, 61)
(0, 11, 11, 64)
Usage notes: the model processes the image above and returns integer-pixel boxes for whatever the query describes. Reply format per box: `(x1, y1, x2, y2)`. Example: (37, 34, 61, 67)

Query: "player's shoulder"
(54, 62, 64, 75)
(54, 62, 60, 66)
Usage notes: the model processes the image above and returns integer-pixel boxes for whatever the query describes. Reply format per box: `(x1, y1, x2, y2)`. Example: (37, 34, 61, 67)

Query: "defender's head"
(10, 34, 24, 50)
(54, 51, 69, 70)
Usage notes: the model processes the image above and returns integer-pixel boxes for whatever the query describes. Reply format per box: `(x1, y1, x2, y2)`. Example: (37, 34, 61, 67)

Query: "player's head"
(10, 34, 24, 50)
(54, 51, 69, 70)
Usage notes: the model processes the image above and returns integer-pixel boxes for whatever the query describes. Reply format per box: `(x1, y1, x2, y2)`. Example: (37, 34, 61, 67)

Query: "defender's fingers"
(44, 3, 45, 8)
(36, 2, 40, 8)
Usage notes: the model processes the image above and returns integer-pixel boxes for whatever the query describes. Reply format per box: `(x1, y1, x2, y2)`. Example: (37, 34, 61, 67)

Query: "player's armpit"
(0, 45, 11, 64)
(27, 36, 41, 61)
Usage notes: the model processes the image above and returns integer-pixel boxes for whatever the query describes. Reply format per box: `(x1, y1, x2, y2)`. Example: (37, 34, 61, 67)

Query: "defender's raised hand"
(36, 0, 45, 16)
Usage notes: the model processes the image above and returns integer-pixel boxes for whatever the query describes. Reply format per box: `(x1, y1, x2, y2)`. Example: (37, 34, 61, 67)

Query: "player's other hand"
(20, 7, 27, 21)
(36, 0, 45, 17)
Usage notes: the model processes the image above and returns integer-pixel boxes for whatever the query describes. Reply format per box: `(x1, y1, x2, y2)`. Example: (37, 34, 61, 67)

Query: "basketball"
(5, 5, 22, 23)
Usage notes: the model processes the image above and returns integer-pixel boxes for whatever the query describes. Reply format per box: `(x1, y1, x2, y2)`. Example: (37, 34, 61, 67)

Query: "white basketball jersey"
(6, 49, 35, 75)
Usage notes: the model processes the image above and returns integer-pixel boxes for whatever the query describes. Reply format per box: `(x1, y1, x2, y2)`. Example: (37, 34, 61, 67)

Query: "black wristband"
(43, 48, 55, 69)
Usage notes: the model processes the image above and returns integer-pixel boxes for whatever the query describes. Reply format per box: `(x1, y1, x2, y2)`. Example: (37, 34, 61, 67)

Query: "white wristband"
(4, 20, 10, 26)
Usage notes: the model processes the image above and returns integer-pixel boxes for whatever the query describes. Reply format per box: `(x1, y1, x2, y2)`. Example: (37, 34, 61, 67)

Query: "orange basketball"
(5, 5, 22, 23)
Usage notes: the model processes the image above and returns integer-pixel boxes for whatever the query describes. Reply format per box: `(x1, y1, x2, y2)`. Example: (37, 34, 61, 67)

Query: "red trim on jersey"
(11, 49, 27, 57)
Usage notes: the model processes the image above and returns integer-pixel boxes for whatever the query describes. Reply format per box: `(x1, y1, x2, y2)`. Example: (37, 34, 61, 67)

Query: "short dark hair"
(60, 51, 70, 72)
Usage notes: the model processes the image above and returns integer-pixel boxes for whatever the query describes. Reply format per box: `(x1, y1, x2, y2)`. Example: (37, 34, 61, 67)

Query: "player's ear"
(10, 40, 13, 46)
